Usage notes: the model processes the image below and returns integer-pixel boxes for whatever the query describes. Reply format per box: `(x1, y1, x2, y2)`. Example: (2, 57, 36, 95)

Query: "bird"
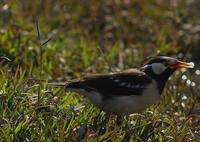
(51, 56, 194, 115)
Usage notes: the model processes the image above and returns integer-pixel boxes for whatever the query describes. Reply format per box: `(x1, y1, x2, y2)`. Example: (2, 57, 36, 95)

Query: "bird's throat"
(144, 68, 175, 94)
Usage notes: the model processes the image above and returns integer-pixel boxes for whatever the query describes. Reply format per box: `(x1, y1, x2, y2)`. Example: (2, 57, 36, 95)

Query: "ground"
(0, 0, 200, 141)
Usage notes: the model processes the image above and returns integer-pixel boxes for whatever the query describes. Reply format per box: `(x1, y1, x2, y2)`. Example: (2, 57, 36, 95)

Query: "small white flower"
(113, 79, 120, 83)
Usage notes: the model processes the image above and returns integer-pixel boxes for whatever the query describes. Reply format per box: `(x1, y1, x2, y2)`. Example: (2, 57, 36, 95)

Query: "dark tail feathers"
(66, 80, 85, 89)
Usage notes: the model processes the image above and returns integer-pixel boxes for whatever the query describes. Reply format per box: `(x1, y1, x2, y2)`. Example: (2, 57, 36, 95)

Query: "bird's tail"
(29, 78, 86, 90)
(46, 82, 68, 87)
(47, 80, 85, 89)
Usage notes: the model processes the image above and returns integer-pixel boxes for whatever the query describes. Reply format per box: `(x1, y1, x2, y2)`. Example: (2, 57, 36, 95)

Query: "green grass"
(0, 1, 200, 141)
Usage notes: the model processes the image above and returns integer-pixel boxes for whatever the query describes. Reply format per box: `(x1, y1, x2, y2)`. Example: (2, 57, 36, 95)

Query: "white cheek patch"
(150, 63, 167, 74)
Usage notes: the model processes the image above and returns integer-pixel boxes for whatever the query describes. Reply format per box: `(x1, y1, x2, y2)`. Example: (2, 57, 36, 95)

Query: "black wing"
(67, 69, 153, 96)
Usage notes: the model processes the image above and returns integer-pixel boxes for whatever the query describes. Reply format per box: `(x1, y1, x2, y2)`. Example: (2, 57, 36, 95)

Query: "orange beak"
(169, 60, 194, 69)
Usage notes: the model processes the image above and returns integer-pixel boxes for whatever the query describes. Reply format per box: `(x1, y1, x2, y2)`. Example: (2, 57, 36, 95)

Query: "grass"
(0, 0, 200, 141)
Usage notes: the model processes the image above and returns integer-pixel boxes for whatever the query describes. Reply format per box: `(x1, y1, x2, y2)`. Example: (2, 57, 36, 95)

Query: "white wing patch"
(135, 84, 140, 88)
(127, 83, 132, 88)
(113, 79, 120, 83)
(119, 82, 126, 86)
(109, 77, 115, 79)
(109, 77, 146, 89)
(131, 84, 145, 89)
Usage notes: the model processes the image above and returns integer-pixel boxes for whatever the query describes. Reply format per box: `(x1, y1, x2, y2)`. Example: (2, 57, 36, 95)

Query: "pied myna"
(55, 56, 194, 115)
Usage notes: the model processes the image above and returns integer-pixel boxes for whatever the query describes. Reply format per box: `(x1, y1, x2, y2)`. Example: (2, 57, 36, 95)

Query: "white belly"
(100, 83, 160, 114)
(68, 88, 103, 107)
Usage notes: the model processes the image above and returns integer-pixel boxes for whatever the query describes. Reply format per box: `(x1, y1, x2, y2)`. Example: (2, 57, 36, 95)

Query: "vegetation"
(0, 0, 199, 141)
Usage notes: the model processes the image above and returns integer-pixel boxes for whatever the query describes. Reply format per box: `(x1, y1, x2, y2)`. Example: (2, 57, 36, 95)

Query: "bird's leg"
(93, 110, 102, 131)
(98, 113, 110, 135)
(122, 115, 132, 142)
(101, 113, 110, 126)
(116, 114, 124, 126)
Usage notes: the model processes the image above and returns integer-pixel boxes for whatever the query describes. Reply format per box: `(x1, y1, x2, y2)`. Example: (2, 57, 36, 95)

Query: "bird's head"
(141, 56, 194, 93)
(142, 56, 194, 78)
(142, 56, 194, 75)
